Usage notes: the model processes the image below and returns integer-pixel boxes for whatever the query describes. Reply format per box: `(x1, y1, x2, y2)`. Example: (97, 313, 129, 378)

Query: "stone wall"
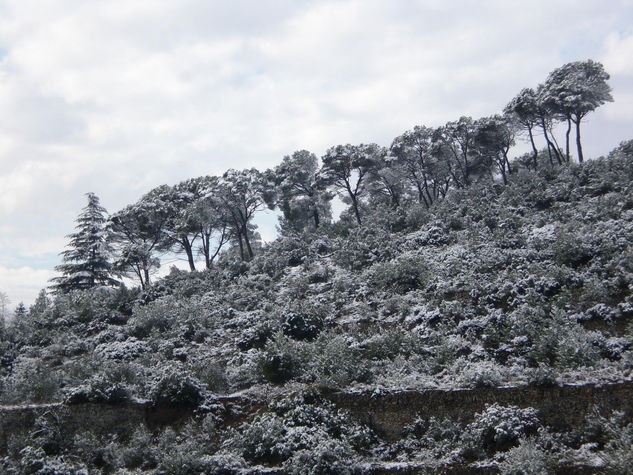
(1, 380, 632, 455)
(324, 380, 633, 440)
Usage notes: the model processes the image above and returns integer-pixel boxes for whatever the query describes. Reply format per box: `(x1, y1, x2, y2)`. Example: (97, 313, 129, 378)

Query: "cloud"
(0, 265, 55, 307)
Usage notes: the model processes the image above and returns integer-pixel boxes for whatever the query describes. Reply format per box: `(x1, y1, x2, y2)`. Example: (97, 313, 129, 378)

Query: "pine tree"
(50, 193, 119, 293)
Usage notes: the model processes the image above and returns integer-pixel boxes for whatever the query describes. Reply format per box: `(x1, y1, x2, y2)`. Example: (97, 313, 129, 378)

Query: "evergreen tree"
(50, 193, 119, 293)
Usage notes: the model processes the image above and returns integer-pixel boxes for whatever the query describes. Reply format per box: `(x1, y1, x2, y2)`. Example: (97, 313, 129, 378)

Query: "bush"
(259, 334, 304, 384)
(498, 437, 555, 475)
(366, 254, 429, 294)
(281, 303, 325, 341)
(65, 375, 131, 405)
(228, 393, 373, 469)
(461, 404, 540, 459)
(0, 357, 62, 404)
(150, 368, 205, 408)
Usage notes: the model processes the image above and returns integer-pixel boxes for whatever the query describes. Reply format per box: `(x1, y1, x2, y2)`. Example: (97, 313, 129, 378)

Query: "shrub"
(65, 375, 131, 405)
(228, 393, 373, 469)
(461, 404, 540, 459)
(259, 334, 304, 384)
(0, 357, 62, 404)
(498, 437, 555, 475)
(281, 304, 325, 341)
(150, 368, 205, 408)
(366, 254, 429, 294)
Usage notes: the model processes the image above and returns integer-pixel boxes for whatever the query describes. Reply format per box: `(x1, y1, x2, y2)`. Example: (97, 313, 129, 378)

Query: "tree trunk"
(565, 117, 572, 163)
(312, 207, 320, 228)
(242, 224, 254, 259)
(237, 232, 245, 261)
(143, 267, 150, 289)
(182, 238, 196, 271)
(540, 118, 562, 166)
(575, 117, 584, 164)
(201, 231, 211, 269)
(527, 124, 538, 169)
(348, 192, 362, 225)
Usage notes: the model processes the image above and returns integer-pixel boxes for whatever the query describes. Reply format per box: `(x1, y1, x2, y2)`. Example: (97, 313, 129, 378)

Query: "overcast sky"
(1, 0, 632, 306)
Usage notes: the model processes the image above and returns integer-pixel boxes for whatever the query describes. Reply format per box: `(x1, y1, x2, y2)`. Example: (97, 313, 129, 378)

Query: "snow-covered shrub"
(282, 309, 325, 341)
(259, 334, 305, 384)
(526, 366, 558, 388)
(360, 328, 421, 361)
(460, 404, 540, 459)
(308, 333, 369, 388)
(94, 337, 150, 360)
(552, 229, 593, 268)
(227, 393, 373, 468)
(282, 438, 355, 475)
(128, 300, 176, 338)
(366, 254, 429, 294)
(454, 359, 505, 388)
(0, 357, 62, 404)
(150, 367, 205, 407)
(19, 446, 89, 475)
(498, 437, 556, 475)
(65, 374, 131, 405)
(601, 414, 633, 474)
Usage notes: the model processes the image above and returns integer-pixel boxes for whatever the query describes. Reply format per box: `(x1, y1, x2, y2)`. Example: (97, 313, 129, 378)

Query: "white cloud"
(0, 265, 55, 307)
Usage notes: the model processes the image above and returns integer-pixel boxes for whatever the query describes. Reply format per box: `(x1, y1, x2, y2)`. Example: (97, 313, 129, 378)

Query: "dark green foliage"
(150, 369, 205, 408)
(65, 375, 131, 405)
(366, 254, 429, 293)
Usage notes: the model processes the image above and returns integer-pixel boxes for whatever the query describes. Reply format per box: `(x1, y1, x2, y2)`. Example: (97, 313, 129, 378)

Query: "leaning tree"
(541, 59, 613, 163)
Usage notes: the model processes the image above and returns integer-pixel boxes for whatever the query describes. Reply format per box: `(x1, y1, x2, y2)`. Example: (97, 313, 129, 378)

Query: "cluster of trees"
(50, 59, 612, 292)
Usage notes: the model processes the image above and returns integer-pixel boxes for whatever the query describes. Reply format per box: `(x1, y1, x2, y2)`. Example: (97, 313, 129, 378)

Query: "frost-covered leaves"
(225, 392, 374, 471)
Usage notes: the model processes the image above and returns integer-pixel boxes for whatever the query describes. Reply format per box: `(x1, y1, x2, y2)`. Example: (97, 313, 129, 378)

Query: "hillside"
(2, 141, 633, 473)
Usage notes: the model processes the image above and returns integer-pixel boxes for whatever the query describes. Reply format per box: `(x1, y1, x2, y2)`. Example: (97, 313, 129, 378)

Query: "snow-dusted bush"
(19, 446, 89, 475)
(259, 333, 305, 384)
(94, 337, 150, 361)
(227, 393, 373, 469)
(498, 437, 555, 475)
(0, 356, 62, 404)
(461, 404, 540, 459)
(282, 309, 324, 341)
(366, 253, 429, 294)
(150, 366, 205, 407)
(65, 374, 131, 405)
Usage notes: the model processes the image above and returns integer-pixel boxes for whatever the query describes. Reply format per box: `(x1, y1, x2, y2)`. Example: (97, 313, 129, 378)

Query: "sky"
(1, 0, 633, 307)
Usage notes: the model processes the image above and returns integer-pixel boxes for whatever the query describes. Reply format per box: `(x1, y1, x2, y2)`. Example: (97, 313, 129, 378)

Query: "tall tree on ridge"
(541, 59, 613, 163)
(50, 193, 119, 293)
(504, 88, 541, 169)
(268, 150, 332, 232)
(320, 143, 382, 225)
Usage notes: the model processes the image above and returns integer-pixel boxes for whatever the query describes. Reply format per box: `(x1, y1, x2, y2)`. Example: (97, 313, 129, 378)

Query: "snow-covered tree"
(504, 88, 541, 169)
(109, 194, 169, 289)
(320, 143, 383, 225)
(216, 168, 268, 261)
(49, 193, 119, 293)
(541, 59, 613, 163)
(390, 125, 451, 207)
(268, 150, 332, 232)
(475, 115, 517, 185)
(433, 116, 487, 187)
